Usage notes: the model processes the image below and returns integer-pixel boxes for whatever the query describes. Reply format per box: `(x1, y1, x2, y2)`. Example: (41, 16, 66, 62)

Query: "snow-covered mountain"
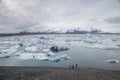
(66, 28, 102, 34)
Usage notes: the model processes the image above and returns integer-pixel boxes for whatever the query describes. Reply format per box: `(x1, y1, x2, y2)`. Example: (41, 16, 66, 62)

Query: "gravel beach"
(0, 67, 120, 80)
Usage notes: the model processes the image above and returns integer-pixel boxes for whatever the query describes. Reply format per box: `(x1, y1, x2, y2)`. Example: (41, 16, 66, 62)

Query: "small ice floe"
(24, 46, 37, 52)
(88, 44, 120, 50)
(42, 49, 50, 53)
(105, 59, 119, 64)
(50, 46, 69, 52)
(34, 53, 49, 60)
(49, 54, 71, 63)
(0, 51, 10, 58)
(23, 37, 39, 45)
(16, 53, 49, 60)
(19, 43, 24, 47)
(0, 41, 20, 44)
(17, 53, 34, 60)
(11, 45, 19, 49)
(12, 52, 20, 57)
(40, 36, 50, 40)
(19, 42, 32, 47)
(46, 52, 55, 57)
(0, 45, 18, 58)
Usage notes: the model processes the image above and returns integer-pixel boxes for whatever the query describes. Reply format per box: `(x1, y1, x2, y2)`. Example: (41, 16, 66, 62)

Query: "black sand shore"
(0, 67, 120, 80)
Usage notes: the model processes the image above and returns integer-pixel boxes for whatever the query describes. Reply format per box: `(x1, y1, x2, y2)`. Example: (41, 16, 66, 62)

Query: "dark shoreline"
(0, 67, 120, 80)
(0, 33, 120, 37)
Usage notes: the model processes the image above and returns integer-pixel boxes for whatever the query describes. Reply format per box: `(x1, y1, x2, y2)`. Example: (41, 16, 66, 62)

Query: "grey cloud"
(0, 13, 34, 28)
(105, 16, 120, 24)
(0, 0, 120, 33)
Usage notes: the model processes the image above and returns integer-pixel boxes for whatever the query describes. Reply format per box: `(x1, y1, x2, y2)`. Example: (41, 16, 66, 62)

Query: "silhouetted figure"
(76, 64, 78, 69)
(69, 65, 71, 69)
(72, 65, 74, 69)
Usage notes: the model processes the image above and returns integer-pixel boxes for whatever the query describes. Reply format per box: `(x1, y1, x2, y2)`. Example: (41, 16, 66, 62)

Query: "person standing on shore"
(76, 64, 78, 69)
(69, 65, 71, 69)
(72, 65, 74, 69)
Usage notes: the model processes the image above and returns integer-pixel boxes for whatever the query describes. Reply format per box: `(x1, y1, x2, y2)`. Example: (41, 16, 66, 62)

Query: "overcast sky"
(0, 0, 120, 33)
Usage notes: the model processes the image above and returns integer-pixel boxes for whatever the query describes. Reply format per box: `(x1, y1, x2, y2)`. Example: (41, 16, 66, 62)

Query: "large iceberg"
(16, 53, 49, 60)
(105, 59, 119, 63)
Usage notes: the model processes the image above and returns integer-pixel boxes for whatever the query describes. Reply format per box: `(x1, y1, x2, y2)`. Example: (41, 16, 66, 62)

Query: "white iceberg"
(33, 53, 49, 60)
(49, 54, 71, 62)
(17, 53, 34, 60)
(42, 49, 50, 52)
(0, 41, 20, 44)
(15, 52, 70, 62)
(46, 52, 55, 57)
(88, 44, 120, 50)
(0, 52, 11, 58)
(105, 59, 119, 63)
(24, 46, 37, 52)
(0, 45, 18, 58)
(12, 52, 21, 56)
(16, 53, 49, 60)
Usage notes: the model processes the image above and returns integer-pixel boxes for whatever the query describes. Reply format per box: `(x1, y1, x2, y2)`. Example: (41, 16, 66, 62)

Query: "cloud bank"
(0, 0, 120, 33)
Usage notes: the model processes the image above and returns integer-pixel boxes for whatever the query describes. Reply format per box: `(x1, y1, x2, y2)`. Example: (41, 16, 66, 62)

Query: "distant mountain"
(0, 27, 120, 37)
(90, 29, 102, 34)
(66, 29, 88, 34)
(66, 28, 102, 34)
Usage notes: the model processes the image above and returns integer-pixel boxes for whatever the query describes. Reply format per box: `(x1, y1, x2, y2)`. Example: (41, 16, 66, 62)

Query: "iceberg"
(46, 52, 55, 57)
(19, 43, 24, 47)
(12, 52, 20, 56)
(15, 52, 70, 62)
(49, 54, 71, 62)
(50, 46, 69, 52)
(33, 53, 49, 60)
(0, 45, 18, 58)
(88, 44, 120, 50)
(24, 46, 37, 52)
(0, 52, 10, 58)
(0, 41, 20, 44)
(17, 53, 34, 60)
(19, 42, 32, 47)
(16, 53, 49, 60)
(42, 49, 50, 53)
(105, 59, 119, 63)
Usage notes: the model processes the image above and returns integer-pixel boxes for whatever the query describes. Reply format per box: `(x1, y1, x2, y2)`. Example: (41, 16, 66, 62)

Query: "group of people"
(69, 64, 78, 69)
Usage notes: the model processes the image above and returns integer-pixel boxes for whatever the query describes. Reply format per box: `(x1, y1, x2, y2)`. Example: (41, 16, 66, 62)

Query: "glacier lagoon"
(0, 34, 120, 70)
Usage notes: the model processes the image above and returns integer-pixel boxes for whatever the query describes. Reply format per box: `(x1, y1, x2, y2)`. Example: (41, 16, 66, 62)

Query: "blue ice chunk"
(49, 54, 71, 63)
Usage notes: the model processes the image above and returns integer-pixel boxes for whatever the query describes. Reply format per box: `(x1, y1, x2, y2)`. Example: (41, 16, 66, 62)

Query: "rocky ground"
(0, 67, 120, 80)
